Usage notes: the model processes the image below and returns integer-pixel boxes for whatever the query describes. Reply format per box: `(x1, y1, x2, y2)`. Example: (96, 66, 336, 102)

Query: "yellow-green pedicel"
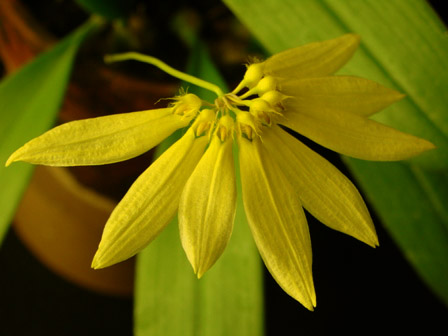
(6, 34, 435, 310)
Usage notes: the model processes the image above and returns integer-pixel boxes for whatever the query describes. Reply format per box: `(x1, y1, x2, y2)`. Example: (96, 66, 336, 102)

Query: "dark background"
(1, 1, 447, 335)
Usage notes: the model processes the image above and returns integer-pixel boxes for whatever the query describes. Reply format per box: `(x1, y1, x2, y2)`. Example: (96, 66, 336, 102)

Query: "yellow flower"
(6, 34, 434, 310)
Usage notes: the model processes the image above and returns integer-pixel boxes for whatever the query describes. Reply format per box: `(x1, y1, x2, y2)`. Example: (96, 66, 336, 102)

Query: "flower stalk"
(104, 52, 225, 97)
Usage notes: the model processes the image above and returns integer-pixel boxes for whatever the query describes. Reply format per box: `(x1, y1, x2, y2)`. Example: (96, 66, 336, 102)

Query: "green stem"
(104, 52, 225, 97)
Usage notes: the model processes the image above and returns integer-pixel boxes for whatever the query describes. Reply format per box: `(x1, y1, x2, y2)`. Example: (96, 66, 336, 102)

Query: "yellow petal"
(92, 129, 207, 269)
(179, 135, 236, 278)
(238, 134, 316, 310)
(263, 126, 378, 247)
(264, 34, 360, 78)
(6, 108, 190, 167)
(279, 76, 404, 117)
(281, 100, 435, 161)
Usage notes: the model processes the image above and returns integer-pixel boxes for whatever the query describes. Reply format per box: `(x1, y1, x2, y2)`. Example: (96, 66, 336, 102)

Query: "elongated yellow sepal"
(264, 34, 360, 78)
(264, 126, 378, 247)
(6, 108, 190, 167)
(238, 134, 316, 310)
(179, 133, 236, 278)
(279, 76, 405, 117)
(282, 100, 435, 161)
(92, 129, 207, 269)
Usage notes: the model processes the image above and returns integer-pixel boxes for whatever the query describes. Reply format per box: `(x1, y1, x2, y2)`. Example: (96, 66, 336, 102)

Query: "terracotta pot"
(13, 166, 134, 297)
(0, 0, 179, 296)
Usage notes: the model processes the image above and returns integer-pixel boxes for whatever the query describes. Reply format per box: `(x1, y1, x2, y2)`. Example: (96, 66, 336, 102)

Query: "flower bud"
(256, 76, 277, 96)
(192, 109, 216, 136)
(261, 90, 287, 107)
(243, 62, 265, 89)
(237, 112, 260, 140)
(172, 93, 202, 118)
(215, 115, 234, 141)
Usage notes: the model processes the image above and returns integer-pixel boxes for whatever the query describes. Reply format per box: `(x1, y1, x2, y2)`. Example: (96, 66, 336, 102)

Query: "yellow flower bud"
(261, 90, 287, 107)
(243, 62, 265, 89)
(172, 93, 202, 118)
(192, 109, 216, 137)
(236, 112, 260, 140)
(256, 76, 277, 96)
(215, 115, 234, 142)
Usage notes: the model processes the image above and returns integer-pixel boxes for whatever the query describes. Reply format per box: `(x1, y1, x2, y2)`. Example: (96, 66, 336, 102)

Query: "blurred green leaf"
(75, 0, 136, 20)
(0, 19, 100, 243)
(224, 0, 448, 304)
(344, 159, 448, 302)
(134, 39, 263, 335)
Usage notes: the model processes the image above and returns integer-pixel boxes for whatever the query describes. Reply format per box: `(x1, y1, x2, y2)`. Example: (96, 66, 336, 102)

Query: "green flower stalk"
(6, 34, 434, 310)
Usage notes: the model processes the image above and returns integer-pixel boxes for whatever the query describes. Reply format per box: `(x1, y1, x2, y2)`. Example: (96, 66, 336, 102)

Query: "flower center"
(104, 53, 287, 142)
(196, 89, 285, 141)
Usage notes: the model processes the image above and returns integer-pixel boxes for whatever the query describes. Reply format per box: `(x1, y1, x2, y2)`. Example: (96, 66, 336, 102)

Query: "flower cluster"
(6, 34, 434, 310)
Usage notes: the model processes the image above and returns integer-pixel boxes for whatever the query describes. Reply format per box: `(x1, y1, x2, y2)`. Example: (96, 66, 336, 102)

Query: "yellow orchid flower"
(6, 34, 434, 310)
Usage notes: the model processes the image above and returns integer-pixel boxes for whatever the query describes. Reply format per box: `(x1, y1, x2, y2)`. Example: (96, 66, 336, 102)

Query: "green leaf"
(75, 0, 135, 20)
(344, 159, 448, 303)
(0, 19, 100, 243)
(224, 0, 448, 305)
(134, 39, 263, 335)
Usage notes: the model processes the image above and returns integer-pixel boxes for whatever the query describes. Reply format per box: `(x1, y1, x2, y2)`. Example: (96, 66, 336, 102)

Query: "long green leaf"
(134, 39, 263, 335)
(224, 0, 448, 304)
(345, 159, 448, 302)
(0, 19, 100, 243)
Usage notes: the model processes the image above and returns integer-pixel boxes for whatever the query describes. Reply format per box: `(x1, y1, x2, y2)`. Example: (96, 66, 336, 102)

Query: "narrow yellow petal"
(179, 135, 236, 278)
(238, 134, 316, 310)
(6, 108, 190, 167)
(281, 100, 435, 161)
(264, 126, 378, 247)
(279, 76, 404, 117)
(92, 129, 207, 269)
(264, 34, 360, 78)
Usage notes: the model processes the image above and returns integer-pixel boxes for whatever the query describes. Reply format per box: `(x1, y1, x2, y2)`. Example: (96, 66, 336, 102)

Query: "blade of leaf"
(134, 198, 198, 336)
(0, 18, 101, 244)
(343, 159, 448, 304)
(134, 35, 263, 336)
(223, 0, 448, 305)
